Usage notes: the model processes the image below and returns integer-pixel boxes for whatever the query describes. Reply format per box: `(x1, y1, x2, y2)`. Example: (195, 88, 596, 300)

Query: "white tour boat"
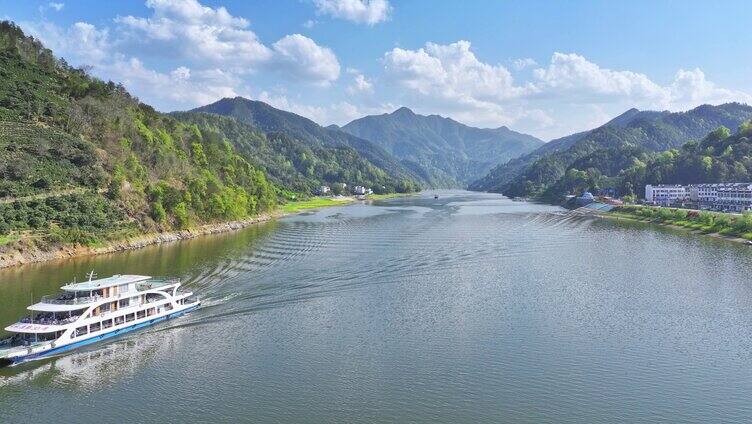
(0, 273, 199, 367)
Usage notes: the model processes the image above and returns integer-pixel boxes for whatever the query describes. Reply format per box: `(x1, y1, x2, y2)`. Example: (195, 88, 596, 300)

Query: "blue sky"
(3, 0, 752, 139)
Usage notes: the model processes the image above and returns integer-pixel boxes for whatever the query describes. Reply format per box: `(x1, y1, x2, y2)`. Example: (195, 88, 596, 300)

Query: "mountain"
(171, 111, 417, 194)
(340, 107, 543, 187)
(0, 21, 279, 246)
(189, 97, 422, 188)
(469, 103, 752, 198)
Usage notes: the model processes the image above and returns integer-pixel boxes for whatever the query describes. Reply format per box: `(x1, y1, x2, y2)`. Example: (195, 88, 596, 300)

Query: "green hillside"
(0, 21, 278, 246)
(171, 111, 417, 194)
(470, 104, 752, 199)
(341, 107, 543, 187)
(189, 97, 423, 189)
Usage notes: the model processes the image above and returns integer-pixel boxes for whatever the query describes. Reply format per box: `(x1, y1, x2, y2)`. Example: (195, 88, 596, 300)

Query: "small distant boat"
(434, 195, 439, 199)
(0, 273, 199, 367)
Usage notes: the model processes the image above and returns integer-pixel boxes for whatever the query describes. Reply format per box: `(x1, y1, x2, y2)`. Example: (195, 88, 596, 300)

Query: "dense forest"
(172, 112, 417, 194)
(189, 97, 421, 191)
(516, 123, 752, 203)
(470, 104, 752, 201)
(0, 21, 279, 246)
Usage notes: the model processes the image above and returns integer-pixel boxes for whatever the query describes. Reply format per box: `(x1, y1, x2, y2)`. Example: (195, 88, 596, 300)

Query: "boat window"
(118, 299, 129, 308)
(36, 332, 59, 342)
(125, 313, 135, 322)
(115, 316, 125, 325)
(137, 310, 146, 319)
(118, 284, 129, 294)
(146, 293, 166, 303)
(90, 322, 101, 333)
(75, 326, 88, 337)
(147, 308, 156, 316)
(165, 304, 173, 311)
(102, 319, 113, 329)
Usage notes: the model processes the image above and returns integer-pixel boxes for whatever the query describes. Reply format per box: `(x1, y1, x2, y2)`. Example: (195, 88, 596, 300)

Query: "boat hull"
(1, 303, 199, 368)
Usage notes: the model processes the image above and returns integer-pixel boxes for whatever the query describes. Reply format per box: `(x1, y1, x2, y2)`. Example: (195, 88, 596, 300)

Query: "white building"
(353, 185, 368, 195)
(689, 184, 719, 205)
(645, 184, 690, 205)
(316, 185, 331, 195)
(715, 183, 752, 212)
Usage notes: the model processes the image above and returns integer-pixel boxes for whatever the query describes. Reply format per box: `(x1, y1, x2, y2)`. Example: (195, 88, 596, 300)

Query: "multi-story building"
(645, 184, 690, 205)
(689, 184, 719, 207)
(714, 183, 752, 212)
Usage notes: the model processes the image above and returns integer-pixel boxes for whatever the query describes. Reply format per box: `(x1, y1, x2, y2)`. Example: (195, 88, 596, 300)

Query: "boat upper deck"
(61, 275, 151, 291)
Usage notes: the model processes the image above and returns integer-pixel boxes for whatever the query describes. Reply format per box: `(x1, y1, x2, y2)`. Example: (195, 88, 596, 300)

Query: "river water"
(2, 191, 752, 423)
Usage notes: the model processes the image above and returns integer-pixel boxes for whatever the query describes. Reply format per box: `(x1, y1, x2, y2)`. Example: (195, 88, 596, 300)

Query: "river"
(2, 191, 752, 423)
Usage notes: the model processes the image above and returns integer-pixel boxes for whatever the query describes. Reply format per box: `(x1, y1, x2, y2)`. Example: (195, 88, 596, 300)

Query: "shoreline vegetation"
(603, 205, 752, 244)
(0, 193, 414, 269)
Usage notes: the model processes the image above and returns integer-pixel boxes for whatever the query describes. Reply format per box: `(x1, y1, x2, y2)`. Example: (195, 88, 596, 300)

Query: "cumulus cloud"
(383, 40, 543, 128)
(668, 68, 752, 108)
(347, 72, 373, 95)
(103, 57, 247, 108)
(385, 41, 533, 103)
(258, 91, 392, 126)
(115, 0, 272, 66)
(531, 52, 752, 110)
(383, 41, 752, 137)
(313, 0, 391, 25)
(22, 20, 110, 65)
(271, 34, 340, 85)
(532, 52, 668, 105)
(512, 57, 537, 70)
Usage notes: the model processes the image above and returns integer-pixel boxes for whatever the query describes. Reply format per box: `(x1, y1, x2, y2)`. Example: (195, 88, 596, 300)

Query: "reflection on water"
(3, 191, 752, 423)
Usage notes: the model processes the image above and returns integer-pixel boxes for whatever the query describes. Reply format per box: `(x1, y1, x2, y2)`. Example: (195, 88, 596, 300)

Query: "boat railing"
(18, 314, 81, 326)
(41, 294, 103, 305)
(137, 277, 180, 290)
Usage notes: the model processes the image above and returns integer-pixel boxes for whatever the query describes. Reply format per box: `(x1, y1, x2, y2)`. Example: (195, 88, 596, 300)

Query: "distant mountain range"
(469, 103, 752, 199)
(341, 107, 544, 187)
(190, 97, 422, 188)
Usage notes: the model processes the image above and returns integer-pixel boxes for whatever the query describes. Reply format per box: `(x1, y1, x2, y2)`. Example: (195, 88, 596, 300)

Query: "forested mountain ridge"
(469, 103, 752, 198)
(341, 107, 543, 187)
(189, 97, 422, 189)
(171, 111, 417, 193)
(0, 21, 275, 247)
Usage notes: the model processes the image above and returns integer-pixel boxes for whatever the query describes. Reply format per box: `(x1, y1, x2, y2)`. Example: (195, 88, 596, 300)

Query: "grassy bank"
(366, 192, 416, 200)
(279, 197, 355, 214)
(610, 205, 752, 240)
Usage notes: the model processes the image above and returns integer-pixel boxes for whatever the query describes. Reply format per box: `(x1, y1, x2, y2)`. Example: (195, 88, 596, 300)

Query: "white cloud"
(22, 21, 110, 65)
(347, 73, 373, 94)
(115, 0, 272, 66)
(39, 2, 64, 13)
(303, 19, 317, 29)
(258, 91, 392, 126)
(271, 34, 340, 85)
(385, 40, 533, 103)
(313, 0, 391, 25)
(383, 40, 543, 129)
(512, 57, 537, 70)
(669, 68, 752, 108)
(383, 42, 752, 138)
(532, 52, 668, 105)
(103, 57, 246, 108)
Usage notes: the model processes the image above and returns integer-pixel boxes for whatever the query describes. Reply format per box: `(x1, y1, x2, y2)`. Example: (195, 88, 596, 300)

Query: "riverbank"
(0, 193, 416, 269)
(0, 214, 275, 269)
(601, 205, 752, 245)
